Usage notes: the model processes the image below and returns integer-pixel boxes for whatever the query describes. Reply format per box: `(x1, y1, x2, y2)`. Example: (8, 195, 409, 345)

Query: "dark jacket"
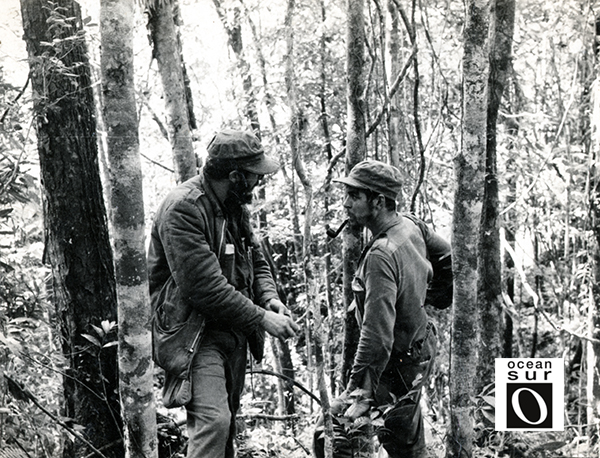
(348, 215, 450, 395)
(147, 172, 279, 368)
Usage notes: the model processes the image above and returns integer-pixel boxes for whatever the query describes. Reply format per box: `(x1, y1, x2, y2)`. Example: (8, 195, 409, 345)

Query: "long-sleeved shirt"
(348, 215, 450, 395)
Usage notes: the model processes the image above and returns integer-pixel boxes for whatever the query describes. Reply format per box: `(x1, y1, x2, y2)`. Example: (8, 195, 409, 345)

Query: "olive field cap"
(206, 129, 279, 175)
(333, 160, 402, 201)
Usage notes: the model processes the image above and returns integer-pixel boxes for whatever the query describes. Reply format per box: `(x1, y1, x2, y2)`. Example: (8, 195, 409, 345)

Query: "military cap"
(206, 129, 279, 175)
(333, 160, 402, 201)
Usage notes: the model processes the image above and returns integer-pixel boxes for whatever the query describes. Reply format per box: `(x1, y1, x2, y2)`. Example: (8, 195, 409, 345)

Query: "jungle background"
(1, 0, 600, 457)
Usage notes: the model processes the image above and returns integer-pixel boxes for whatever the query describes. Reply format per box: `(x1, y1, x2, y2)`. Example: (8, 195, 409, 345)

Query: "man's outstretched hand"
(261, 309, 299, 340)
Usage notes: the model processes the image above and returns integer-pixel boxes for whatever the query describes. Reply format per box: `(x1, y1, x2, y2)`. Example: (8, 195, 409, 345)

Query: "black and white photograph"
(0, 0, 597, 457)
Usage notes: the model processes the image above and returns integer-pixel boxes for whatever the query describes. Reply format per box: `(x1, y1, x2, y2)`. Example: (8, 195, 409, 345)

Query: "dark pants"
(375, 329, 437, 458)
(186, 330, 246, 458)
(313, 327, 437, 458)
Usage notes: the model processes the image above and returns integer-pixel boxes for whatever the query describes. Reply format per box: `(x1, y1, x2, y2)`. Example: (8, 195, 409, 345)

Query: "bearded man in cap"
(148, 129, 299, 458)
(320, 160, 451, 458)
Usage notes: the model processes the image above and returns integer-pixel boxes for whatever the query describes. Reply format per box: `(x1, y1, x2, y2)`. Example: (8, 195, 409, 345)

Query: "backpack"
(404, 214, 453, 310)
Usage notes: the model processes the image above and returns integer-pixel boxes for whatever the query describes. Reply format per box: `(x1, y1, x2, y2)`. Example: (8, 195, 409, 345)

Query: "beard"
(224, 178, 254, 213)
(347, 213, 361, 230)
(347, 206, 376, 229)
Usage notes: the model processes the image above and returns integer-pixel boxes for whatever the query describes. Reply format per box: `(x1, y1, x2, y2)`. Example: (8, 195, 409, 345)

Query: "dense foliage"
(1, 0, 600, 456)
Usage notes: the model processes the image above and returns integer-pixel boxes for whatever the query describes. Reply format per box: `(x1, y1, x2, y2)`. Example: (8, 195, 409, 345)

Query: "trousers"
(186, 330, 247, 458)
(313, 325, 437, 458)
(374, 328, 437, 458)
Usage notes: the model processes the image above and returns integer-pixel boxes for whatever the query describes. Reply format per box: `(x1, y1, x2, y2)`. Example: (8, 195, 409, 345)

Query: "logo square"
(506, 383, 553, 429)
(495, 358, 564, 431)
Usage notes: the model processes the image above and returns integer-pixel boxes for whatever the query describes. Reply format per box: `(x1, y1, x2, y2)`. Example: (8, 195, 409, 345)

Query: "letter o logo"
(511, 388, 548, 425)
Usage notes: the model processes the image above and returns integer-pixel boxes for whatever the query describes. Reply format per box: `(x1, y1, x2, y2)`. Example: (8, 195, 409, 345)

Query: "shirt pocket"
(221, 243, 235, 283)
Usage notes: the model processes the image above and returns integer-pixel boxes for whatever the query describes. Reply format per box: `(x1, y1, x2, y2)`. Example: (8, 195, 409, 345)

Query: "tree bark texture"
(502, 101, 520, 359)
(476, 0, 515, 393)
(100, 0, 158, 456)
(342, 0, 366, 389)
(447, 1, 490, 457)
(386, 0, 401, 168)
(172, 0, 197, 131)
(342, 0, 372, 455)
(19, 1, 123, 456)
(148, 0, 196, 183)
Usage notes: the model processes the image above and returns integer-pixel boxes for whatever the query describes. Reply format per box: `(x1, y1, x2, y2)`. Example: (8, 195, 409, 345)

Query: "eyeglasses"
(242, 172, 264, 186)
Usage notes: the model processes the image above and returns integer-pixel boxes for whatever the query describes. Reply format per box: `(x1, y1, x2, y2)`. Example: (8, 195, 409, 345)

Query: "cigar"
(325, 219, 348, 238)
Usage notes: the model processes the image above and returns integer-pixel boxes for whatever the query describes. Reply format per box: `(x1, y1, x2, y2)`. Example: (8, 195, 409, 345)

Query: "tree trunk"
(240, 0, 283, 150)
(100, 0, 158, 456)
(342, 0, 366, 390)
(147, 0, 196, 183)
(20, 1, 123, 456)
(283, 0, 327, 445)
(173, 0, 197, 131)
(212, 0, 260, 132)
(386, 0, 401, 168)
(394, 2, 426, 213)
(447, 1, 490, 457)
(343, 0, 371, 455)
(318, 0, 339, 396)
(503, 90, 520, 358)
(476, 0, 515, 393)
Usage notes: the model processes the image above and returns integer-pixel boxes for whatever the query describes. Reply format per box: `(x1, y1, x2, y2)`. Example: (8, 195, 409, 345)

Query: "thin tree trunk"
(343, 0, 371, 456)
(318, 0, 338, 396)
(20, 1, 123, 456)
(386, 0, 401, 168)
(173, 0, 197, 131)
(100, 0, 158, 456)
(503, 85, 520, 357)
(503, 153, 516, 358)
(239, 0, 283, 150)
(447, 0, 490, 457)
(343, 0, 367, 390)
(212, 0, 260, 132)
(260, 238, 297, 416)
(476, 0, 515, 393)
(147, 0, 196, 183)
(394, 1, 425, 213)
(283, 0, 328, 447)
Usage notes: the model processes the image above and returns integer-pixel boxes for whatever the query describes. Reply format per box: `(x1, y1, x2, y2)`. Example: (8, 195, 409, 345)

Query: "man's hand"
(330, 390, 351, 416)
(332, 388, 372, 420)
(343, 398, 371, 420)
(261, 310, 299, 340)
(266, 298, 292, 317)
